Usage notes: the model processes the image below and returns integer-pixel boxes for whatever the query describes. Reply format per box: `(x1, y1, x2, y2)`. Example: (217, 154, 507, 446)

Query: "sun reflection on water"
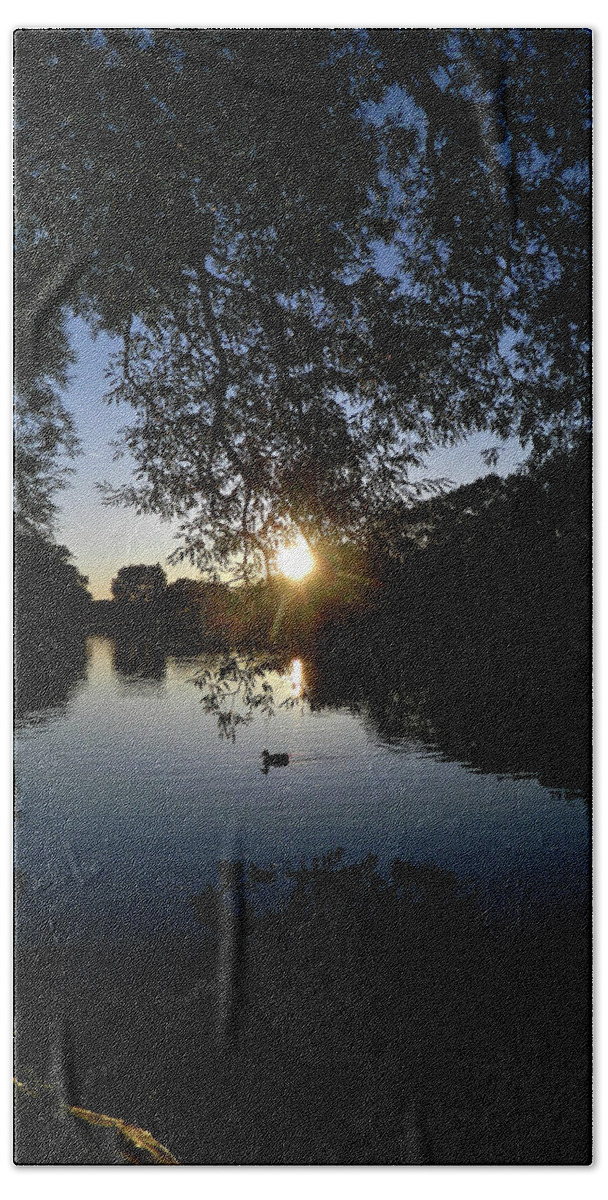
(290, 658, 304, 698)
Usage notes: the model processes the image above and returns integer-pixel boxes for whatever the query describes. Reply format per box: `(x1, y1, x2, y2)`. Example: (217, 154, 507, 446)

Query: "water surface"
(15, 635, 589, 944)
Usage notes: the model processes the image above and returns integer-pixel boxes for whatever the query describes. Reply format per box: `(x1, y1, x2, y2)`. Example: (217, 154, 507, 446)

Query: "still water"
(15, 636, 589, 944)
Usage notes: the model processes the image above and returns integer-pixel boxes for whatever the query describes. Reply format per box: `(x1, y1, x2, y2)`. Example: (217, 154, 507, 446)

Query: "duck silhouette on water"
(261, 749, 290, 775)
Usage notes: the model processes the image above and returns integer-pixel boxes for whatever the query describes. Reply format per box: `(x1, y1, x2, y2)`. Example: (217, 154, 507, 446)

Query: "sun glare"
(277, 534, 315, 581)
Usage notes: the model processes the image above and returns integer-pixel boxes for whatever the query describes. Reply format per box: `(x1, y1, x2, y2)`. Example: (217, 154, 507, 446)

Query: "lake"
(15, 634, 590, 947)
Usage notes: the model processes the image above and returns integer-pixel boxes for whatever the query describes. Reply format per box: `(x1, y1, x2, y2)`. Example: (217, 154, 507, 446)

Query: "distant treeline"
(88, 439, 590, 666)
(88, 546, 374, 652)
(90, 573, 233, 650)
(16, 439, 591, 705)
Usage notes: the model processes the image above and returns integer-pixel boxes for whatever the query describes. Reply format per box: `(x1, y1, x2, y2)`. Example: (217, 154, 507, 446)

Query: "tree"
(14, 29, 590, 573)
(110, 563, 167, 605)
(14, 529, 92, 643)
(14, 530, 91, 718)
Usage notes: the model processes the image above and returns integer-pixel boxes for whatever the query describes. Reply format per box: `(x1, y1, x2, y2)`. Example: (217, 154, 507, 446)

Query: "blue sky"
(56, 316, 526, 599)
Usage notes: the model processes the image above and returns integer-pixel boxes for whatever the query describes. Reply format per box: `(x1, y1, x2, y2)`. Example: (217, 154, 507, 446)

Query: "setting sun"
(277, 534, 314, 581)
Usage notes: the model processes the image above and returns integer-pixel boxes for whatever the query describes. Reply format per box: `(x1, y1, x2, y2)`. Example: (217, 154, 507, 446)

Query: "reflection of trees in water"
(112, 635, 167, 682)
(14, 623, 588, 797)
(309, 637, 590, 799)
(15, 850, 590, 1164)
(193, 652, 299, 741)
(194, 640, 589, 798)
(14, 636, 88, 723)
(14, 632, 169, 720)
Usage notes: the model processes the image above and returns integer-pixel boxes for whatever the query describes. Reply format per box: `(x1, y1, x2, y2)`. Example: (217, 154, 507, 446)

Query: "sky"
(55, 315, 526, 600)
(54, 317, 204, 600)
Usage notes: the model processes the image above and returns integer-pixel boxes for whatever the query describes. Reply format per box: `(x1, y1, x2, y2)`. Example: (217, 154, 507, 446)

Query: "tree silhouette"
(14, 530, 92, 718)
(15, 530, 92, 640)
(14, 29, 590, 570)
(110, 563, 167, 605)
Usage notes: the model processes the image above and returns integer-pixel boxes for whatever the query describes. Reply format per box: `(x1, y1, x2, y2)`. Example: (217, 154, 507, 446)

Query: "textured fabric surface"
(14, 28, 591, 1165)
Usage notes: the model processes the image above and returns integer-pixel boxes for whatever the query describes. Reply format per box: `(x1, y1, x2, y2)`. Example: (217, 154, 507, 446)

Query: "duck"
(261, 749, 290, 774)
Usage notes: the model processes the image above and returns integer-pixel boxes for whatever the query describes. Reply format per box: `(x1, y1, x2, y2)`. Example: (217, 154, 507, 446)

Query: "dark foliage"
(110, 562, 167, 605)
(14, 29, 590, 567)
(14, 531, 92, 720)
(14, 530, 91, 638)
(315, 439, 592, 793)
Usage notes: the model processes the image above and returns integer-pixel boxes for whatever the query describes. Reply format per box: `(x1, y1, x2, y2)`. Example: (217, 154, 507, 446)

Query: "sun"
(277, 534, 315, 581)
